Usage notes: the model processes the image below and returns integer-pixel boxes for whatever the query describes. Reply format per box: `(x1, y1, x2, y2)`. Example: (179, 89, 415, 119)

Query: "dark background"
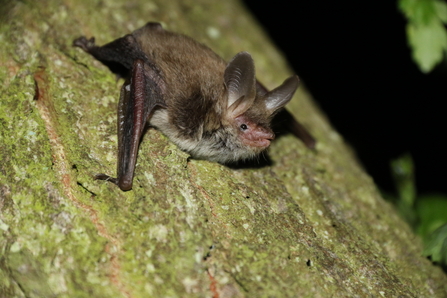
(243, 1, 447, 195)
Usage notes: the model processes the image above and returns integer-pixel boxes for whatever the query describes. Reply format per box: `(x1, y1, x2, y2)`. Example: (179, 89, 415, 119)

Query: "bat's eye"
(240, 124, 248, 131)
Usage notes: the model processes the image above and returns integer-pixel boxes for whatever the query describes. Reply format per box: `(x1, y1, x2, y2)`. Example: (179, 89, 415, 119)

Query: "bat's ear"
(224, 52, 256, 117)
(265, 75, 300, 114)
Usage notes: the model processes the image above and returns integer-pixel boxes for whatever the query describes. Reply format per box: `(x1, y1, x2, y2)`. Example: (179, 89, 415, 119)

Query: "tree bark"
(0, 0, 446, 297)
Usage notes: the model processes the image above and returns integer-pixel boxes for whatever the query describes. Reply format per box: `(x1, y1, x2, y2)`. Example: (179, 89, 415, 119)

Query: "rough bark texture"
(0, 0, 446, 297)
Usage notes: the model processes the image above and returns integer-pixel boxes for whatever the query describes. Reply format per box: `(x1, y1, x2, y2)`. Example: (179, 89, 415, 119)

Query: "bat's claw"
(95, 173, 118, 184)
(73, 36, 96, 52)
(95, 173, 133, 191)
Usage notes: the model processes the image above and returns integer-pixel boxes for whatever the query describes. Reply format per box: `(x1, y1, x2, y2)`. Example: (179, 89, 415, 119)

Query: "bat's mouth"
(243, 133, 275, 148)
(258, 138, 273, 148)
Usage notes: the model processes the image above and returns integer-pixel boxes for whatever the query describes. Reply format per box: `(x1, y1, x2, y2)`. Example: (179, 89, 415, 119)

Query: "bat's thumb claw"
(73, 36, 96, 51)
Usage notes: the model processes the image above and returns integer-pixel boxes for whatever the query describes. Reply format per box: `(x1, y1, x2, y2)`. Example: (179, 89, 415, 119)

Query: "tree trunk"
(0, 0, 445, 297)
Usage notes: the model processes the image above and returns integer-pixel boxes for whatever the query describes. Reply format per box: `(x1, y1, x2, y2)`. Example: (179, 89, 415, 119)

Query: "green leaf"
(434, 0, 447, 23)
(423, 223, 447, 264)
(416, 194, 447, 240)
(390, 154, 417, 225)
(399, 0, 447, 72)
(391, 154, 416, 207)
(407, 19, 447, 73)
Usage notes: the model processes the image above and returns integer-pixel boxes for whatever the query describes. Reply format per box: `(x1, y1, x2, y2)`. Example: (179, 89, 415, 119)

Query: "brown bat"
(73, 22, 315, 191)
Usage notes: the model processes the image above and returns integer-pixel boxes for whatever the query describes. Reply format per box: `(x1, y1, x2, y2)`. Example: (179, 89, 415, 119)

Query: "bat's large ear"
(265, 75, 300, 115)
(224, 52, 256, 117)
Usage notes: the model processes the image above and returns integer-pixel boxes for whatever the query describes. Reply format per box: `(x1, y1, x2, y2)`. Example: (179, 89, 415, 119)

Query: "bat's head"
(213, 52, 300, 163)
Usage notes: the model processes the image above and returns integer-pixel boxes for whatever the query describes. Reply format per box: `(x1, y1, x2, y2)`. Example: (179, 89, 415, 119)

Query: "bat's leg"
(73, 34, 147, 77)
(95, 59, 165, 191)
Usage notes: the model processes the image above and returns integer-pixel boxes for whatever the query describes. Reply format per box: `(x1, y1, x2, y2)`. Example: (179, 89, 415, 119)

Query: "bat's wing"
(96, 59, 166, 190)
(74, 34, 166, 190)
(281, 108, 316, 149)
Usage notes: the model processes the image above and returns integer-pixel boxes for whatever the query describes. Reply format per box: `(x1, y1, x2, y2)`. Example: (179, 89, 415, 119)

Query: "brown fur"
(73, 22, 300, 190)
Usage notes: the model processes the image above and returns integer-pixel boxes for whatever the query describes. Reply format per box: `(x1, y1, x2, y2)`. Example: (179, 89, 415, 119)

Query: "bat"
(73, 22, 315, 191)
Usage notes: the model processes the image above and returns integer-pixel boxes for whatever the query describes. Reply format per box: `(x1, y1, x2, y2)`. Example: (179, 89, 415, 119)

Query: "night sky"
(243, 1, 447, 195)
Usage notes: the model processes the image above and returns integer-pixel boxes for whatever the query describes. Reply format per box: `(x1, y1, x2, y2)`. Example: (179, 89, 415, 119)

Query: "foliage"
(418, 194, 447, 264)
(388, 154, 447, 265)
(390, 154, 417, 226)
(399, 0, 447, 73)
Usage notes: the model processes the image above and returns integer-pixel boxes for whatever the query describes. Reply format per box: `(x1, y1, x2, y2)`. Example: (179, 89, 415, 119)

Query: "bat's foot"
(95, 173, 118, 183)
(95, 173, 132, 191)
(73, 36, 96, 52)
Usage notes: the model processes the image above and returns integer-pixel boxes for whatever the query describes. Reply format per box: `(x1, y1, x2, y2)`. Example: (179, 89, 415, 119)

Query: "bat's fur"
(73, 22, 303, 190)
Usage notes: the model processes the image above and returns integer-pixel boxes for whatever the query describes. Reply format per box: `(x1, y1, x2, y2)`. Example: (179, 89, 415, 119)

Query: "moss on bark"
(1, 0, 446, 297)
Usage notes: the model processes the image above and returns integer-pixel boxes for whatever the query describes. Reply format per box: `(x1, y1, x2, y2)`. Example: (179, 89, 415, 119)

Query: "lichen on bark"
(1, 0, 446, 297)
